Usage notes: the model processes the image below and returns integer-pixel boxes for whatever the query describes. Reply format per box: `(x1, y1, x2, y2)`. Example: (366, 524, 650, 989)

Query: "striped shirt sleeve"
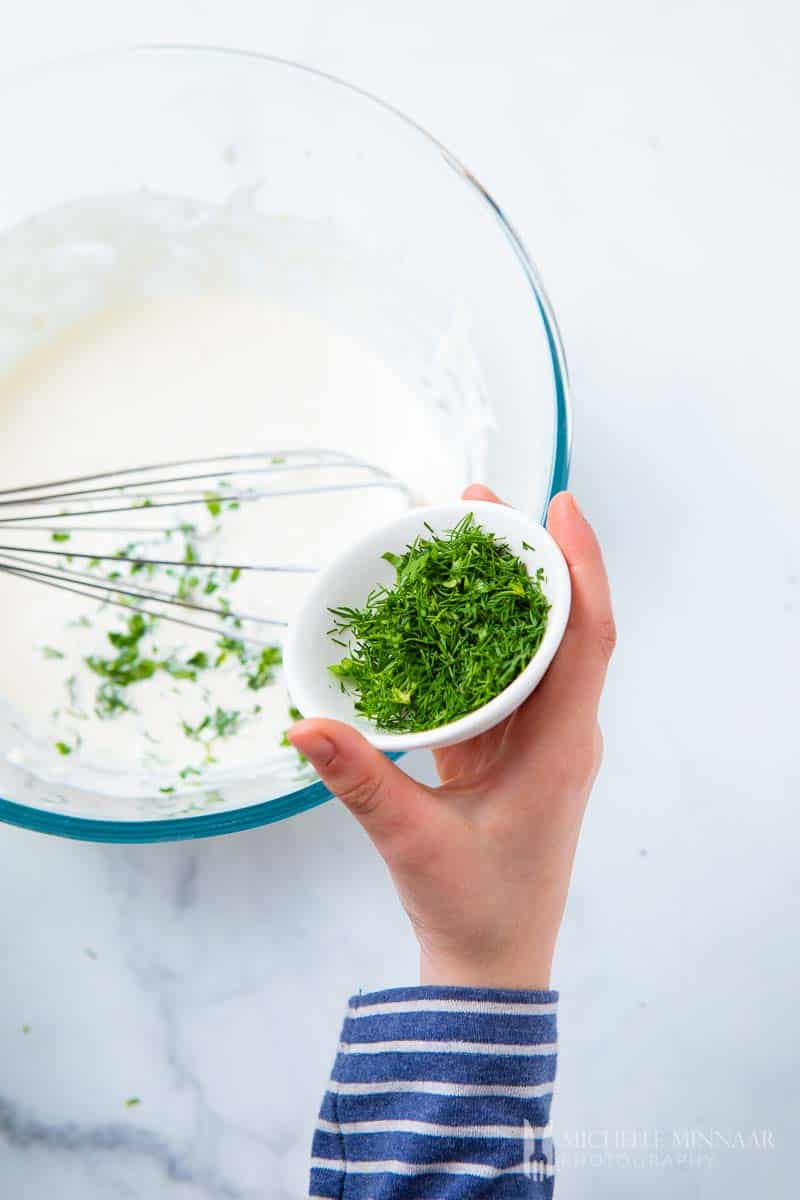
(309, 985, 558, 1199)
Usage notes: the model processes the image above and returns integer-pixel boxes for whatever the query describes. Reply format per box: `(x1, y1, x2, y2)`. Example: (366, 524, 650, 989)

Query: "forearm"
(310, 986, 558, 1198)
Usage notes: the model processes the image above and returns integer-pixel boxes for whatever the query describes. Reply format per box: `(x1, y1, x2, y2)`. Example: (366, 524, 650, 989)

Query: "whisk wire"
(0, 564, 278, 645)
(0, 450, 412, 636)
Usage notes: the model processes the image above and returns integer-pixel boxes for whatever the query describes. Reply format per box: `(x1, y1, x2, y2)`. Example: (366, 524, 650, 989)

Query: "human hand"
(288, 487, 615, 989)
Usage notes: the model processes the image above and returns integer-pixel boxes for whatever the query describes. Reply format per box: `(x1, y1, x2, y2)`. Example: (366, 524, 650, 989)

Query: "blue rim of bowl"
(0, 45, 571, 843)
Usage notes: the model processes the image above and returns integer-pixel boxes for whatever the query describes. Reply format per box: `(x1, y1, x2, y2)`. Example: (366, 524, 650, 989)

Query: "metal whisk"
(0, 450, 412, 644)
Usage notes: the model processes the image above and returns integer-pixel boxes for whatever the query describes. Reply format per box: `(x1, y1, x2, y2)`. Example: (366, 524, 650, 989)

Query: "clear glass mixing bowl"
(0, 47, 570, 842)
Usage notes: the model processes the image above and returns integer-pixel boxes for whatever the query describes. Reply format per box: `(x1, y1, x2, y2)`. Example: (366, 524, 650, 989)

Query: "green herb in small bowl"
(328, 513, 550, 733)
(284, 501, 571, 752)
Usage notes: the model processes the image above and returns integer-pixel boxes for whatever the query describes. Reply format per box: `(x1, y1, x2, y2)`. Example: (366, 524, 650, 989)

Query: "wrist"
(419, 947, 553, 991)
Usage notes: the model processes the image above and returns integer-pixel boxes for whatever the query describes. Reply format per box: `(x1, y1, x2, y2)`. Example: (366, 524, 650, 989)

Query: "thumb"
(542, 491, 616, 706)
(287, 718, 431, 853)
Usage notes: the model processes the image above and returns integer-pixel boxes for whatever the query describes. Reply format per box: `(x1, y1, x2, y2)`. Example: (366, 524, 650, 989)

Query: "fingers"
(287, 718, 433, 854)
(542, 492, 616, 705)
(462, 485, 616, 697)
(461, 482, 504, 504)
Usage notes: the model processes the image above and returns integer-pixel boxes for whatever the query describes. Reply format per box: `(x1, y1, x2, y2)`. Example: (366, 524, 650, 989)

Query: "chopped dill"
(245, 646, 282, 690)
(328, 513, 550, 733)
(45, 486, 282, 765)
(95, 682, 131, 719)
(215, 635, 247, 666)
(179, 765, 203, 780)
(86, 613, 213, 704)
(280, 704, 307, 765)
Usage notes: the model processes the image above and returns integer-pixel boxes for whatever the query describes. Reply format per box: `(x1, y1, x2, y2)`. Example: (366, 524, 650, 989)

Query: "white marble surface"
(1, 3, 799, 1196)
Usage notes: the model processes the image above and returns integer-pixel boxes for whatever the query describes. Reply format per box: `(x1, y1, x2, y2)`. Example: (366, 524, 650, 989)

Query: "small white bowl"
(283, 500, 571, 752)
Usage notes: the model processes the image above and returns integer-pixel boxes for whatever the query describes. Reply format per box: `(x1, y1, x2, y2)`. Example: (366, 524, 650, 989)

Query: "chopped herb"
(85, 947, 98, 960)
(182, 706, 242, 749)
(95, 682, 131, 719)
(176, 572, 199, 600)
(212, 706, 241, 738)
(87, 653, 158, 686)
(245, 646, 282, 690)
(107, 613, 147, 649)
(280, 705, 307, 764)
(182, 715, 210, 739)
(124, 1097, 141, 1108)
(215, 635, 246, 666)
(327, 513, 550, 733)
(162, 659, 198, 682)
(44, 494, 283, 766)
(21, 1024, 31, 1035)
(88, 614, 212, 696)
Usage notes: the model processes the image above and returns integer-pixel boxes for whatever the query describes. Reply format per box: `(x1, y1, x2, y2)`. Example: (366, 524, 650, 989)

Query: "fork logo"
(523, 1118, 555, 1182)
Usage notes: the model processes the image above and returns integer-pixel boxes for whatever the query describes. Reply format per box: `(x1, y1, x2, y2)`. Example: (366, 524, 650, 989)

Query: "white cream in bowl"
(0, 191, 497, 801)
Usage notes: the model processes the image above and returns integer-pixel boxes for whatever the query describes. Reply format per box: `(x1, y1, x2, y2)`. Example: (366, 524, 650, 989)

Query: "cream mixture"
(0, 193, 491, 803)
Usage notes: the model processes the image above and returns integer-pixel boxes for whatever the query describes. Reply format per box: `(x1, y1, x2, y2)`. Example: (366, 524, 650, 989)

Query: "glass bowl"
(0, 46, 570, 842)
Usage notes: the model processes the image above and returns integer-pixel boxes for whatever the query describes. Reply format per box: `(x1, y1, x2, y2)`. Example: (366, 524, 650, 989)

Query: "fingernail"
(567, 492, 583, 517)
(288, 730, 337, 768)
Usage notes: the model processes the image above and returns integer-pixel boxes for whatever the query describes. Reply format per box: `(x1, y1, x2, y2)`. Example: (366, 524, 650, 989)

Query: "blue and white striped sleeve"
(309, 985, 558, 1198)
